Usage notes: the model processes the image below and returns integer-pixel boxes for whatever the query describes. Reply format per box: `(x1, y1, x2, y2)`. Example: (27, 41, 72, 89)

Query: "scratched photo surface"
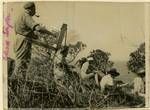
(3, 1, 146, 109)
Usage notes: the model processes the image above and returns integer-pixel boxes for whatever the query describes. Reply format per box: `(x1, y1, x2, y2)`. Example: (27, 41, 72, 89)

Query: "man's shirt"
(100, 74, 114, 92)
(15, 12, 38, 36)
(14, 12, 38, 60)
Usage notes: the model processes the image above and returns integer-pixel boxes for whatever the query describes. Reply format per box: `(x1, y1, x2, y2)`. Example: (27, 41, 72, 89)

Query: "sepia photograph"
(3, 1, 147, 109)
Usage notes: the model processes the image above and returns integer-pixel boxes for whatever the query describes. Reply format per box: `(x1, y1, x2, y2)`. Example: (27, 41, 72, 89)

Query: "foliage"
(8, 53, 144, 108)
(32, 29, 60, 60)
(87, 49, 114, 73)
(8, 31, 145, 108)
(127, 43, 145, 73)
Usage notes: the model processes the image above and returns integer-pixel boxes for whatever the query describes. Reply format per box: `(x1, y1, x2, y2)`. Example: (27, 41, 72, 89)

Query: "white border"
(1, 0, 150, 2)
(145, 2, 150, 108)
(0, 1, 3, 110)
(1, 0, 150, 110)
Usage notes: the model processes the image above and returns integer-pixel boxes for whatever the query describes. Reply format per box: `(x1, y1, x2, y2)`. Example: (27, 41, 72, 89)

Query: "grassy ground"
(7, 57, 145, 108)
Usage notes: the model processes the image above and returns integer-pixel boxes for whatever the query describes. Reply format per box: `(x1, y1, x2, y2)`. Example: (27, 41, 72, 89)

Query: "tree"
(127, 43, 145, 73)
(87, 49, 114, 73)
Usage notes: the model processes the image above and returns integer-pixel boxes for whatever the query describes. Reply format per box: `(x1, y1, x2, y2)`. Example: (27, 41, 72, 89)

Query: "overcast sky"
(4, 2, 145, 62)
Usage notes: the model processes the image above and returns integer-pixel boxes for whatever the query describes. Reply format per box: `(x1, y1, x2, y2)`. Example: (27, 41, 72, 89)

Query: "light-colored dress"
(133, 76, 145, 96)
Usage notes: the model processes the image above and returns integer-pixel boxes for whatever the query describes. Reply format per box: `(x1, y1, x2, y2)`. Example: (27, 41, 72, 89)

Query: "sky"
(4, 2, 145, 62)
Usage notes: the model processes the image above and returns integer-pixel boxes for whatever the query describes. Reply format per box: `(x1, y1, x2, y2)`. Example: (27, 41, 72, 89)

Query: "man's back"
(100, 74, 114, 92)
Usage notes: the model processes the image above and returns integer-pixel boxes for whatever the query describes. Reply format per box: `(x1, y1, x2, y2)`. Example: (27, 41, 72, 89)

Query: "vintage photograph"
(3, 1, 146, 109)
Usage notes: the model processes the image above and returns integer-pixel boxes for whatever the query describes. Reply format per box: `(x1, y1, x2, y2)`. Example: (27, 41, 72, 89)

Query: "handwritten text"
(3, 11, 13, 60)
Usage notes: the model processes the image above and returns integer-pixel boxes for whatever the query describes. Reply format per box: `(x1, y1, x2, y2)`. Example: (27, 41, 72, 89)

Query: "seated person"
(125, 68, 145, 97)
(123, 68, 145, 107)
(100, 68, 120, 94)
(74, 57, 87, 75)
(94, 70, 105, 87)
(132, 68, 145, 97)
(80, 57, 95, 80)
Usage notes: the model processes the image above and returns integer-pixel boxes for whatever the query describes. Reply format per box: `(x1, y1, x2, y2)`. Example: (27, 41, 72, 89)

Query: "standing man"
(12, 2, 55, 79)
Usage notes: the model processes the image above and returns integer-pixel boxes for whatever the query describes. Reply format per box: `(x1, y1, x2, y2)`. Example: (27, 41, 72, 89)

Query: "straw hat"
(137, 68, 145, 75)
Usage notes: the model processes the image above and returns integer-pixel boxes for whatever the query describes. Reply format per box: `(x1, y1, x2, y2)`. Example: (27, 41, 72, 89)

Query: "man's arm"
(95, 73, 99, 86)
(25, 14, 57, 37)
(25, 14, 39, 31)
(86, 73, 95, 79)
(80, 72, 94, 79)
(35, 25, 57, 37)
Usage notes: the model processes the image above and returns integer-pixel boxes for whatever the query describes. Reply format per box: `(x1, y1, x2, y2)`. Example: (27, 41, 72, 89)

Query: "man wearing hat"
(12, 2, 56, 79)
(126, 68, 145, 107)
(100, 68, 120, 93)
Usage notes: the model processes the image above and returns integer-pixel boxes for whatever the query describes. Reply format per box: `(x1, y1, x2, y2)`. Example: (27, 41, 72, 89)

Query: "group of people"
(11, 2, 145, 107)
(75, 56, 145, 95)
(53, 51, 145, 101)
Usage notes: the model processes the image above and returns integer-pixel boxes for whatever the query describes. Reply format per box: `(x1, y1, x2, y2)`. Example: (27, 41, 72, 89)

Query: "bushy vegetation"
(127, 43, 145, 73)
(8, 47, 140, 108)
(87, 49, 114, 73)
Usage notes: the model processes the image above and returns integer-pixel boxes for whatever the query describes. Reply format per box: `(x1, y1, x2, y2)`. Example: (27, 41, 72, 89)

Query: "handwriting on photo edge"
(3, 11, 13, 60)
(3, 13, 13, 37)
(3, 40, 10, 60)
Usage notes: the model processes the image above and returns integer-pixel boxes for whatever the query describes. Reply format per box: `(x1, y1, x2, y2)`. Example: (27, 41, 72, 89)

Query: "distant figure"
(74, 57, 87, 75)
(100, 68, 120, 94)
(125, 68, 145, 107)
(12, 2, 56, 79)
(94, 70, 105, 87)
(80, 57, 95, 79)
(132, 68, 145, 97)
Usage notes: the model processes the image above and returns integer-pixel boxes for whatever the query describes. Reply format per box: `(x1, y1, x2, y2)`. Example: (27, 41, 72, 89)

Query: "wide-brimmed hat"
(107, 68, 120, 77)
(137, 68, 145, 75)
